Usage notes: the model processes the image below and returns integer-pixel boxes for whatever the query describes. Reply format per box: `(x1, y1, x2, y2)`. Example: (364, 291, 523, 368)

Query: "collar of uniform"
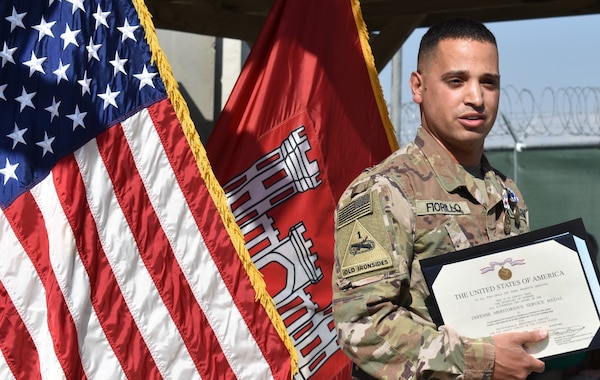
(481, 156, 505, 207)
(480, 155, 493, 173)
(414, 127, 470, 193)
(414, 127, 506, 207)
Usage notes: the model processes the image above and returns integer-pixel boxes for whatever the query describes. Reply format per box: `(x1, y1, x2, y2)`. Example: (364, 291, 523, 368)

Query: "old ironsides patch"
(340, 220, 392, 278)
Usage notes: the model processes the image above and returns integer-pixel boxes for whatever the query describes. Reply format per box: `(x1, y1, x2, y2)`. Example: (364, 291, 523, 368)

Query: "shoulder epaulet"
(491, 166, 508, 181)
(350, 178, 373, 198)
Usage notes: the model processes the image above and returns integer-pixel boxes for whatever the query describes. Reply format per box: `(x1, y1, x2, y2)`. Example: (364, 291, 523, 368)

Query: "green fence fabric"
(487, 147, 600, 265)
(487, 147, 600, 370)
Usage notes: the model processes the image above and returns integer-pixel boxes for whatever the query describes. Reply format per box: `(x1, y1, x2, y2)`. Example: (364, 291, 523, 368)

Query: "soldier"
(332, 18, 548, 379)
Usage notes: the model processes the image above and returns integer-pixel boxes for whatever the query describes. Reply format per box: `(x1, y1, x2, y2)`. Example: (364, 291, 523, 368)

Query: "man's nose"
(464, 81, 484, 108)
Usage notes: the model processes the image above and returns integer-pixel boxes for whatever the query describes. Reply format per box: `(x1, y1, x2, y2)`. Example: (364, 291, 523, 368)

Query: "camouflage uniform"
(332, 127, 529, 379)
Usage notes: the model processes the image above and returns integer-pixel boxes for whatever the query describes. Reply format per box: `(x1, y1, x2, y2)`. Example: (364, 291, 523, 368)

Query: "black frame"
(420, 218, 600, 361)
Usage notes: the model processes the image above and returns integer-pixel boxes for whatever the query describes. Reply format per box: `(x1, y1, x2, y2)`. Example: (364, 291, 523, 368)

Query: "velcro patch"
(337, 192, 372, 229)
(416, 200, 470, 215)
(340, 220, 393, 278)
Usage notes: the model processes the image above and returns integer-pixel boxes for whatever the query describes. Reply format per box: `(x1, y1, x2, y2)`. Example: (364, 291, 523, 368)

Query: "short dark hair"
(417, 18, 497, 66)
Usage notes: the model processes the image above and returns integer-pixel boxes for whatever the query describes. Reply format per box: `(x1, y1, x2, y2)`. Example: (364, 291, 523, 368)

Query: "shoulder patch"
(337, 192, 372, 228)
(340, 220, 393, 278)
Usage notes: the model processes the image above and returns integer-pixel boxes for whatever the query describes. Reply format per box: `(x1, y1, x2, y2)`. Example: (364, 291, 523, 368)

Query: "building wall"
(155, 30, 247, 144)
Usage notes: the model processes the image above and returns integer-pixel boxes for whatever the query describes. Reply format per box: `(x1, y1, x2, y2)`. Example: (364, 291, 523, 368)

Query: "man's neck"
(419, 125, 485, 166)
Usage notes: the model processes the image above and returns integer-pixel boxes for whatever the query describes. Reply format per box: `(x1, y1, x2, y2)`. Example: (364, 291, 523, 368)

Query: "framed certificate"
(420, 218, 600, 360)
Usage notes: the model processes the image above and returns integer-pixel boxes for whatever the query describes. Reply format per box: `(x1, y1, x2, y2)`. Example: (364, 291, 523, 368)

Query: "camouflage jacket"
(332, 127, 529, 380)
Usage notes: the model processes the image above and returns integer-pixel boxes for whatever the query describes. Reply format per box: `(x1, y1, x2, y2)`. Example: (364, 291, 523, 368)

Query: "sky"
(379, 13, 600, 104)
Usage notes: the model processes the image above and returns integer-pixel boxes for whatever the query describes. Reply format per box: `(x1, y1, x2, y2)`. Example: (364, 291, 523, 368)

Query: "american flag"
(0, 0, 294, 378)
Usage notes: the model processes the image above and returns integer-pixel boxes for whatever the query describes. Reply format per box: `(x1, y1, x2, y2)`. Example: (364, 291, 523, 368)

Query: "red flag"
(0, 0, 294, 378)
(207, 0, 398, 378)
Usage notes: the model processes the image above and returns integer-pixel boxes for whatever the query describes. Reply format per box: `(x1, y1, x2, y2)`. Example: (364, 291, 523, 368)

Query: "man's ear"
(409, 71, 423, 104)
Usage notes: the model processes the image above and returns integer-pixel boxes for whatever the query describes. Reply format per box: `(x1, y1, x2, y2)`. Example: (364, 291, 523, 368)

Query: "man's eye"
(482, 81, 499, 89)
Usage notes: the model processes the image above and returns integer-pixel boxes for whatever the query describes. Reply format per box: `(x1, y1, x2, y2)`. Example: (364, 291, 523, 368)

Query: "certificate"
(420, 218, 600, 360)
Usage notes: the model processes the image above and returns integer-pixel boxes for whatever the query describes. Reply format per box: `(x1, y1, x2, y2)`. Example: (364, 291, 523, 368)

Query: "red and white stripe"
(0, 99, 284, 379)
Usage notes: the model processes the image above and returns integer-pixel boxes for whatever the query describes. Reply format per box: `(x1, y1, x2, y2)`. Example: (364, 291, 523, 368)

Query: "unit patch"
(340, 220, 393, 278)
(416, 200, 470, 215)
(337, 192, 372, 229)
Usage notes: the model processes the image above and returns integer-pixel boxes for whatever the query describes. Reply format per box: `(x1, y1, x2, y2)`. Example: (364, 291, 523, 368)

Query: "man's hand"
(491, 330, 548, 380)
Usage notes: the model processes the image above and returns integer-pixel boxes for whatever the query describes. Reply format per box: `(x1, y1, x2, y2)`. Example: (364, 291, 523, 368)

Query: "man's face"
(410, 38, 500, 163)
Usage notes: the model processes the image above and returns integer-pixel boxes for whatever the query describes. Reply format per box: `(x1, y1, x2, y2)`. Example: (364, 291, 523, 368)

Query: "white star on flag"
(66, 0, 85, 14)
(93, 4, 110, 30)
(15, 87, 36, 112)
(86, 37, 102, 61)
(0, 42, 17, 67)
(61, 24, 81, 49)
(33, 16, 56, 41)
(36, 132, 55, 157)
(7, 124, 27, 149)
(5, 7, 26, 32)
(0, 157, 19, 185)
(98, 84, 120, 109)
(45, 97, 61, 121)
(134, 65, 157, 89)
(66, 104, 87, 130)
(109, 51, 128, 76)
(118, 18, 139, 42)
(78, 71, 92, 95)
(53, 59, 70, 84)
(23, 51, 47, 76)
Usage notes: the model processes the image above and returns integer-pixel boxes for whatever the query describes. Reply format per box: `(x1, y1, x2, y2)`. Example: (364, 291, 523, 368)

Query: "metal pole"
(500, 113, 525, 184)
(390, 48, 402, 146)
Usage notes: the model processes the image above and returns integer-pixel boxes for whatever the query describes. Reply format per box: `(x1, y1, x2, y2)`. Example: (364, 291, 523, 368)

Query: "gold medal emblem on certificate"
(498, 266, 512, 280)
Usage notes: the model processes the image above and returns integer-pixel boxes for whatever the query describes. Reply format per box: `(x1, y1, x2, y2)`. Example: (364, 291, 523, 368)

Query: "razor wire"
(395, 86, 600, 149)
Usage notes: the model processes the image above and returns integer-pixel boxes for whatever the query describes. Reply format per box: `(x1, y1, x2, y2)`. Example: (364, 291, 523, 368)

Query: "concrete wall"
(155, 30, 247, 144)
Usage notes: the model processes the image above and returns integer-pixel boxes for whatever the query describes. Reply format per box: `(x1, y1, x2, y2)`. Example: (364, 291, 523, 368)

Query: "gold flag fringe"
(131, 0, 299, 377)
(351, 0, 400, 151)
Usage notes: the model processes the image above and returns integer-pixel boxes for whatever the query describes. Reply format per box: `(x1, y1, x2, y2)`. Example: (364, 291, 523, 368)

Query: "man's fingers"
(531, 358, 546, 374)
(519, 329, 548, 344)
(521, 330, 547, 375)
